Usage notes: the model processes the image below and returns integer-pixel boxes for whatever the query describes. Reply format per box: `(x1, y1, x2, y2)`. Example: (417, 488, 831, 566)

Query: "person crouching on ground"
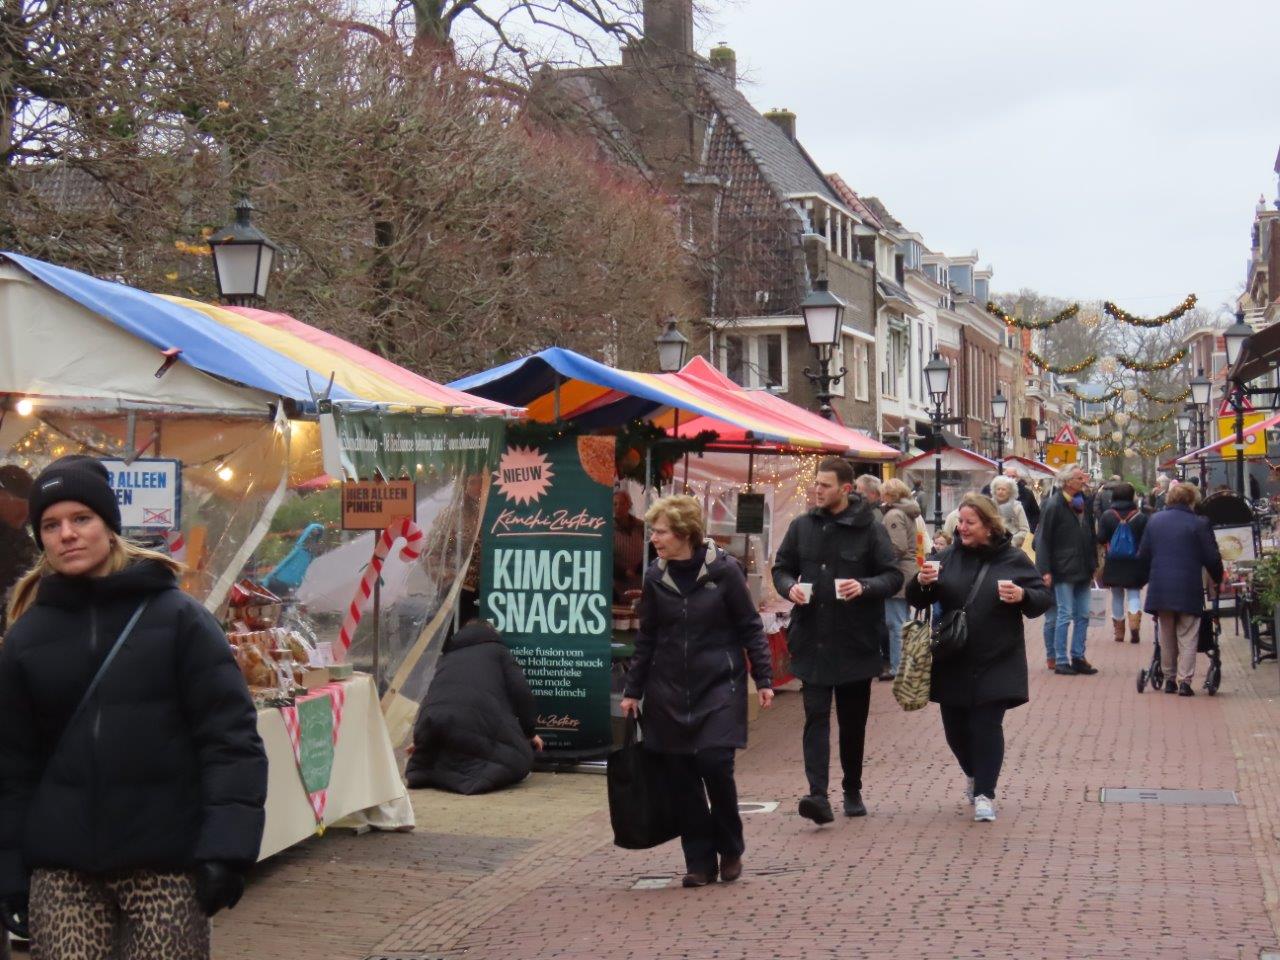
(771, 457, 902, 825)
(405, 619, 543, 794)
(620, 495, 773, 888)
(906, 493, 1051, 822)
(1137, 481, 1223, 696)
(0, 456, 267, 958)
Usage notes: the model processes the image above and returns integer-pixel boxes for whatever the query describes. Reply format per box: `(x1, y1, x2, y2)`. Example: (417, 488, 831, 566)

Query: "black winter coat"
(405, 620, 537, 795)
(624, 542, 772, 754)
(0, 561, 266, 899)
(1034, 491, 1097, 584)
(771, 496, 904, 685)
(1096, 499, 1150, 588)
(1017, 481, 1041, 534)
(905, 534, 1052, 709)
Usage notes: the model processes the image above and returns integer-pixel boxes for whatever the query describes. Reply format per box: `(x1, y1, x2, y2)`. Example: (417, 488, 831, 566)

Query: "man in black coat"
(1036, 464, 1099, 676)
(772, 457, 903, 824)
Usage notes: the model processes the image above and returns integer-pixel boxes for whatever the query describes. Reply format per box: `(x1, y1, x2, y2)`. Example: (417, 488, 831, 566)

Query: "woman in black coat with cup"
(620, 495, 773, 888)
(906, 493, 1051, 823)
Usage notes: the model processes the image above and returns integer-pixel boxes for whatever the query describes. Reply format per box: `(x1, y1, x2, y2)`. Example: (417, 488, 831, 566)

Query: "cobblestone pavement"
(215, 614, 1280, 960)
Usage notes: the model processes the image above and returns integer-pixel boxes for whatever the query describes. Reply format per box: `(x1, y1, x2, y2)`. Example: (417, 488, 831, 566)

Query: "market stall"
(896, 446, 999, 524)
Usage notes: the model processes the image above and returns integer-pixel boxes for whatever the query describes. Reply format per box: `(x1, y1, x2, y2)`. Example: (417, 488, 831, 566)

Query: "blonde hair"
(881, 478, 910, 503)
(1166, 481, 1199, 507)
(7, 537, 184, 625)
(957, 492, 1007, 538)
(644, 494, 704, 546)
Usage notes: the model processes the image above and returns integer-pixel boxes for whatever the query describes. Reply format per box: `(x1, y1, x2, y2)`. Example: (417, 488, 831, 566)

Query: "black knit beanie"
(28, 456, 122, 540)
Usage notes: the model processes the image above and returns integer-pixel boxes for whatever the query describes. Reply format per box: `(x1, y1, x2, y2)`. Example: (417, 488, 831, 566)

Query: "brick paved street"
(216, 615, 1280, 960)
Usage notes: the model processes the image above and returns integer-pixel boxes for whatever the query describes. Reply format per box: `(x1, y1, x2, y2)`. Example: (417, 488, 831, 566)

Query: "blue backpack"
(1107, 509, 1137, 559)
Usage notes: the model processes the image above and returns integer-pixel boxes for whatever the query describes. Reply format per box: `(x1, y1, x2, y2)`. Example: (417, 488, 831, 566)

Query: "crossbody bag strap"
(57, 597, 151, 749)
(963, 562, 992, 608)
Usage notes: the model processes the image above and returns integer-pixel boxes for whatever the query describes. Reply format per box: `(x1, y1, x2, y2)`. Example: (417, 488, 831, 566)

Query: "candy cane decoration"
(163, 529, 187, 563)
(336, 517, 425, 660)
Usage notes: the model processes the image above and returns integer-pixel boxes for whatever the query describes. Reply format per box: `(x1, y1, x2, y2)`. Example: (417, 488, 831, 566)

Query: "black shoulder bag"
(930, 562, 990, 663)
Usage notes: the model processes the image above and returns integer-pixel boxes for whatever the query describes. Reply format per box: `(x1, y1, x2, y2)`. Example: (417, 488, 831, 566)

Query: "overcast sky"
(692, 0, 1279, 313)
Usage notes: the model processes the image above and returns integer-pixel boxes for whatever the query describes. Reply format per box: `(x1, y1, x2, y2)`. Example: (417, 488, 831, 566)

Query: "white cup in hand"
(793, 582, 813, 604)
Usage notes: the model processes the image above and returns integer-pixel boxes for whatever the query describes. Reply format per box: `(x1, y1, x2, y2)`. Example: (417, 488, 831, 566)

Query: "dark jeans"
(801, 679, 872, 797)
(662, 748, 743, 874)
(939, 703, 1008, 799)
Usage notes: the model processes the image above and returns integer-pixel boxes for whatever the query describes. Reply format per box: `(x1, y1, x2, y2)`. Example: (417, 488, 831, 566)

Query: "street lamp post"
(1035, 423, 1049, 463)
(990, 389, 1008, 471)
(1223, 310, 1254, 500)
(1176, 407, 1194, 482)
(800, 278, 848, 420)
(1190, 368, 1212, 490)
(654, 318, 689, 374)
(207, 198, 281, 307)
(924, 351, 952, 532)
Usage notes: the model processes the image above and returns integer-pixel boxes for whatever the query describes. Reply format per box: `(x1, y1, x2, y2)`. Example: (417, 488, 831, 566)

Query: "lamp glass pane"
(657, 339, 686, 373)
(212, 243, 262, 297)
(254, 246, 275, 298)
(802, 304, 841, 346)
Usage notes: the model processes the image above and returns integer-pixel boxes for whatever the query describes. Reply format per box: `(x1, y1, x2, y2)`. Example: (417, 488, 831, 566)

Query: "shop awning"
(2, 252, 516, 416)
(1177, 410, 1280, 462)
(450, 348, 899, 459)
(896, 447, 998, 473)
(1004, 454, 1056, 479)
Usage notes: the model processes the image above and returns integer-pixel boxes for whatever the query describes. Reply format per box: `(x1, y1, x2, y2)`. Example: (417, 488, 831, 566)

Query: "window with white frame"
(882, 329, 904, 399)
(850, 339, 870, 402)
(716, 330, 786, 390)
(829, 337, 845, 398)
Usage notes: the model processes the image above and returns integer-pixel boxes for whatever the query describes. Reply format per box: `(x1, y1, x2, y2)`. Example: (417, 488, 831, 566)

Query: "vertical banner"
(479, 430, 615, 755)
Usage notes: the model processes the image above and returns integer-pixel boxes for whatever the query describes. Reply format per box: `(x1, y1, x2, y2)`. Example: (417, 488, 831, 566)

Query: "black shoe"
(720, 855, 742, 882)
(1071, 658, 1098, 675)
(1054, 663, 1077, 675)
(843, 791, 867, 817)
(1164, 679, 1177, 694)
(798, 794, 834, 825)
(877, 670, 894, 682)
(681, 869, 718, 888)
(1178, 682, 1195, 697)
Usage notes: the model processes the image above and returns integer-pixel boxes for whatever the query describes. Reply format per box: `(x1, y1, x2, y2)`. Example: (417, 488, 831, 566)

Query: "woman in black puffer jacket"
(405, 619, 542, 795)
(906, 493, 1051, 823)
(620, 495, 773, 889)
(0, 456, 267, 958)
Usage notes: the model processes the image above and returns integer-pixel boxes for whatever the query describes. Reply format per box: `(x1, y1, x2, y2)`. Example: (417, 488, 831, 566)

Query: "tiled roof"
(861, 196, 905, 233)
(533, 73, 655, 181)
(698, 69, 840, 206)
(825, 174, 883, 228)
(26, 164, 111, 213)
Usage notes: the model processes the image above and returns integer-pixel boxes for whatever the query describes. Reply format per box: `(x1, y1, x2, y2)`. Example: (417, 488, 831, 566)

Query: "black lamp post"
(1223, 310, 1254, 499)
(990, 389, 1008, 470)
(800, 278, 847, 420)
(924, 351, 952, 531)
(1176, 407, 1194, 482)
(207, 198, 280, 307)
(1035, 423, 1049, 463)
(1190, 367, 1212, 489)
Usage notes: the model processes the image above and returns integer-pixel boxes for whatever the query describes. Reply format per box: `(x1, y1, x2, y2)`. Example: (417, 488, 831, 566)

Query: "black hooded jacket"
(771, 495, 903, 685)
(405, 621, 537, 795)
(0, 560, 267, 898)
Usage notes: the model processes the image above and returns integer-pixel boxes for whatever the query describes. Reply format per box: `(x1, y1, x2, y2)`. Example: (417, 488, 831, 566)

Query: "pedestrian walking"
(620, 495, 773, 887)
(989, 476, 1030, 549)
(880, 478, 923, 679)
(771, 458, 903, 825)
(854, 474, 882, 512)
(1096, 482, 1150, 644)
(1137, 482, 1224, 695)
(1036, 465, 1099, 675)
(906, 493, 1051, 822)
(0, 456, 267, 959)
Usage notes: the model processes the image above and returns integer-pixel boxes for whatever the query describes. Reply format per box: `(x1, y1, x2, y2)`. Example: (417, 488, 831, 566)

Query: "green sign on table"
(297, 694, 335, 795)
(479, 429, 615, 755)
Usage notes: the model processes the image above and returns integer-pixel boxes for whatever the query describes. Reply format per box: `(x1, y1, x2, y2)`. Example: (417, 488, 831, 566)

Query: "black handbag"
(606, 712, 679, 850)
(930, 561, 991, 662)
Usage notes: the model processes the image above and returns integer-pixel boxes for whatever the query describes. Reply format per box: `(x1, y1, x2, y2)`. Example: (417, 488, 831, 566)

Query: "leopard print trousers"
(28, 868, 209, 960)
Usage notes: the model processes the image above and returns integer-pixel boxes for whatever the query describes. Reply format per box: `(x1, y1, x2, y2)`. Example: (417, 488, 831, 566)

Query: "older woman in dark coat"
(620, 495, 773, 888)
(1137, 481, 1223, 695)
(906, 493, 1051, 823)
(1096, 481, 1150, 644)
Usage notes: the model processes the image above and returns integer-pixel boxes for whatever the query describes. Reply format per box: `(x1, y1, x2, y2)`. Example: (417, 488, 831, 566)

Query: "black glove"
(193, 861, 245, 917)
(0, 894, 29, 940)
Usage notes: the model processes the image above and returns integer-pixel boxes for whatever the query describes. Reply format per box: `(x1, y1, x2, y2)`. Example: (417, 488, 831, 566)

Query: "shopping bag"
(893, 615, 933, 711)
(607, 713, 679, 850)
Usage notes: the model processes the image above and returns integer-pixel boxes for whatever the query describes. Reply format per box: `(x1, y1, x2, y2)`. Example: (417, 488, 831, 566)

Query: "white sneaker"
(973, 795, 996, 822)
(964, 776, 975, 805)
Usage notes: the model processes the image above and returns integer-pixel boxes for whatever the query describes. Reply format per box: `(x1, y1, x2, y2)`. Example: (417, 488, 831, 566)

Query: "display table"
(257, 673, 414, 860)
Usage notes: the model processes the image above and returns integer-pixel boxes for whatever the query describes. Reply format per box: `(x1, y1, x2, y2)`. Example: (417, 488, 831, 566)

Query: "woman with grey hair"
(989, 476, 1030, 549)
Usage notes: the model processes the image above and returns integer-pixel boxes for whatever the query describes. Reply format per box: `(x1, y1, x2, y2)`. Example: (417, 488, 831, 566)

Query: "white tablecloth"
(257, 673, 414, 860)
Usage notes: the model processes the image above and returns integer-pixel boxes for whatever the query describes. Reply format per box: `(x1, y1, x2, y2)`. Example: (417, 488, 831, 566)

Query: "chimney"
(643, 0, 693, 56)
(709, 43, 736, 85)
(764, 108, 796, 142)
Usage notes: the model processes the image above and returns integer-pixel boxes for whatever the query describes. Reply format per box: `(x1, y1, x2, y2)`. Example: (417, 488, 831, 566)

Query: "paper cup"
(997, 579, 1014, 589)
(796, 582, 814, 603)
(834, 578, 854, 600)
(923, 560, 941, 574)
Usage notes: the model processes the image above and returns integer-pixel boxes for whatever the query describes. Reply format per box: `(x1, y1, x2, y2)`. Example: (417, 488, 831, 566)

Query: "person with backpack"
(1096, 482, 1150, 644)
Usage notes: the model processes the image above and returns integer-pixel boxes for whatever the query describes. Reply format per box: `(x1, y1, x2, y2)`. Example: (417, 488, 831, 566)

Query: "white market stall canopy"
(897, 447, 999, 474)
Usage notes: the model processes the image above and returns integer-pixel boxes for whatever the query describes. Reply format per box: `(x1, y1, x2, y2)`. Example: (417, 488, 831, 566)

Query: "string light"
(986, 302, 1080, 330)
(14, 398, 33, 417)
(1103, 294, 1197, 328)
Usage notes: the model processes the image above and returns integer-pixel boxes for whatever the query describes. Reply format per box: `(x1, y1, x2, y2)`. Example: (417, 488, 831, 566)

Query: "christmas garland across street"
(1139, 385, 1192, 404)
(1064, 384, 1121, 404)
(1116, 348, 1188, 372)
(986, 302, 1080, 330)
(1027, 350, 1096, 375)
(1103, 294, 1197, 328)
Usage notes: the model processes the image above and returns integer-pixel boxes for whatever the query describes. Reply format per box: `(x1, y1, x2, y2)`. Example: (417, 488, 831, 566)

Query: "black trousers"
(939, 703, 1008, 799)
(662, 748, 743, 875)
(801, 679, 872, 797)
